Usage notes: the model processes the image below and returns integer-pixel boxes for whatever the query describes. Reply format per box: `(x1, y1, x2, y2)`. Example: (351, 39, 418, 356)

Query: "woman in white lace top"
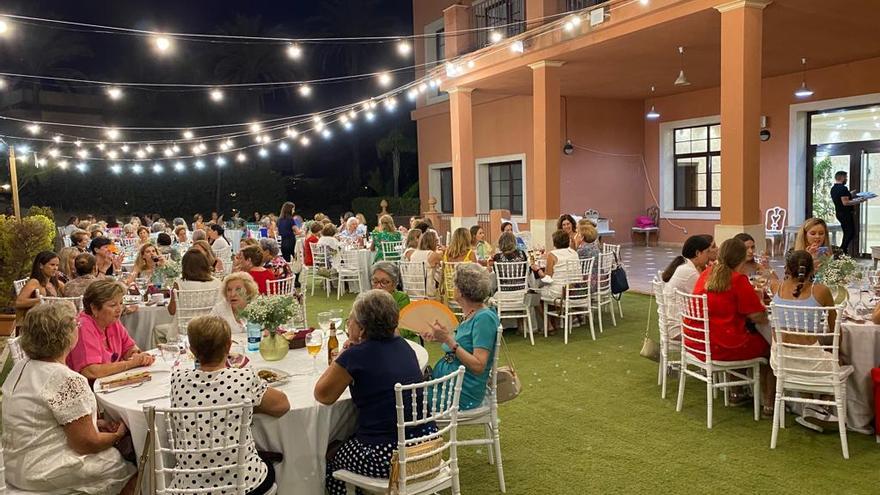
(1, 302, 136, 494)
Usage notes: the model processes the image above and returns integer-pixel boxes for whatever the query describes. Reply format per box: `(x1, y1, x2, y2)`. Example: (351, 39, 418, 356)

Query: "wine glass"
(330, 309, 343, 330)
(158, 344, 180, 368)
(135, 277, 148, 302)
(317, 311, 332, 331)
(306, 329, 324, 374)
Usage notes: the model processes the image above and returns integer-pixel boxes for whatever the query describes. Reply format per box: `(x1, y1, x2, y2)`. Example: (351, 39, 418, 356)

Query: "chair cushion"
(333, 465, 451, 494)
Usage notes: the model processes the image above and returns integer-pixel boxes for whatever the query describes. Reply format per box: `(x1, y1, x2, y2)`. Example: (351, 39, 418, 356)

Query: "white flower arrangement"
(241, 295, 296, 332)
(156, 259, 182, 282)
(815, 255, 862, 287)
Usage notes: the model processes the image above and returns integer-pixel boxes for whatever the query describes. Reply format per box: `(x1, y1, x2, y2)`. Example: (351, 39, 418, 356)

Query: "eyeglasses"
(371, 278, 393, 287)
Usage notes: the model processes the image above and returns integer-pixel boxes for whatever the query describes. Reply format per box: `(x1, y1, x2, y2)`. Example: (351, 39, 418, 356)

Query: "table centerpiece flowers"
(241, 295, 296, 361)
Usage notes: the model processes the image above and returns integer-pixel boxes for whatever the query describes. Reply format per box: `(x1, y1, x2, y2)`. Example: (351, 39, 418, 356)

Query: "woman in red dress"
(689, 238, 773, 410)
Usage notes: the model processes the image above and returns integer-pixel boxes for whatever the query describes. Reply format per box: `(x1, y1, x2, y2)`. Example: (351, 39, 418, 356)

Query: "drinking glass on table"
(306, 329, 324, 374)
(135, 277, 149, 302)
(158, 343, 181, 368)
(317, 311, 332, 332)
(330, 309, 343, 330)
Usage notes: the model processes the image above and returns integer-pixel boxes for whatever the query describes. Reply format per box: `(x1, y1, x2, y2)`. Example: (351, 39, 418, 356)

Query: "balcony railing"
(473, 0, 526, 48)
(562, 0, 607, 12)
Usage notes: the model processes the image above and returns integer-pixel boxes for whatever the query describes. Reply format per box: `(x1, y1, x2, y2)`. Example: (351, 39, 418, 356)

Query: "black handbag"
(610, 252, 629, 297)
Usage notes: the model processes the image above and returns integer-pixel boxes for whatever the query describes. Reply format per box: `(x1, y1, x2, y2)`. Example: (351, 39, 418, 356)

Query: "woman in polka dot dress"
(169, 315, 290, 495)
(315, 290, 436, 494)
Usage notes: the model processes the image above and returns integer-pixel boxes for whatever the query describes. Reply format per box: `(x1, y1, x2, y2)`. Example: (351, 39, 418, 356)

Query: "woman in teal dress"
(370, 214, 403, 262)
(426, 263, 499, 410)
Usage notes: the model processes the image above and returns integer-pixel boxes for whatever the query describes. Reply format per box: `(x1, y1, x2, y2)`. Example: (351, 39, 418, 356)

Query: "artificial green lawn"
(306, 291, 878, 494)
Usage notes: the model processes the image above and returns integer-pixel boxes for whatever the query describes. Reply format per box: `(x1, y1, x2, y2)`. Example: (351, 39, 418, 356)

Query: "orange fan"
(399, 300, 458, 336)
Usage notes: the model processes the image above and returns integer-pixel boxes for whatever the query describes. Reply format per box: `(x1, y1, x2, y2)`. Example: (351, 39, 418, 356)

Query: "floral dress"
(371, 230, 403, 261)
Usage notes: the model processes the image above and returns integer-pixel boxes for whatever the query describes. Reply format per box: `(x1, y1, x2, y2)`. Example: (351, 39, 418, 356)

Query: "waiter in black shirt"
(830, 171, 866, 253)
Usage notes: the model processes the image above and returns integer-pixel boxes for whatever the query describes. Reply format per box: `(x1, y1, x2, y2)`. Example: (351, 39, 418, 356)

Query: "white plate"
(254, 367, 291, 387)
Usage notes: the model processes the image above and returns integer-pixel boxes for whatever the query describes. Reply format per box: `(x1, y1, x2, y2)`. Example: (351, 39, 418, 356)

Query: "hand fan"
(399, 300, 458, 336)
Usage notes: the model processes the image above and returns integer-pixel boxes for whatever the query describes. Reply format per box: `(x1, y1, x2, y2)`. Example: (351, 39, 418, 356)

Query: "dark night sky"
(0, 0, 418, 201)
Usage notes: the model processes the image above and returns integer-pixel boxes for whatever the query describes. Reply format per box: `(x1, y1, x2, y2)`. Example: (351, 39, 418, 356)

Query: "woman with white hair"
(426, 263, 499, 410)
(211, 271, 260, 334)
(2, 303, 137, 494)
(259, 237, 292, 280)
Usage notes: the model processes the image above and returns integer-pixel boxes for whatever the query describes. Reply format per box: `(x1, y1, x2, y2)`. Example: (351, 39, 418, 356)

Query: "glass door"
(860, 152, 880, 255)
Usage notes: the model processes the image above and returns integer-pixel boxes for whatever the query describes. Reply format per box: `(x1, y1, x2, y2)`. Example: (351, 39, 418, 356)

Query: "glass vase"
(259, 330, 289, 361)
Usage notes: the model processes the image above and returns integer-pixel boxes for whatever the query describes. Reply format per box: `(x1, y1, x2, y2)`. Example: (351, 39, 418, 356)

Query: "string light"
(396, 40, 411, 56)
(278, 141, 289, 152)
(378, 72, 392, 87)
(106, 86, 123, 100)
(76, 149, 89, 159)
(563, 15, 582, 32)
(96, 143, 106, 151)
(105, 128, 120, 140)
(182, 130, 194, 139)
(52, 135, 62, 143)
(0, 78, 5, 89)
(0, 19, 8, 34)
(75, 162, 88, 173)
(298, 84, 312, 97)
(249, 123, 262, 133)
(132, 164, 144, 174)
(121, 144, 130, 153)
(171, 143, 180, 153)
(110, 164, 122, 174)
(285, 127, 298, 138)
(215, 156, 227, 167)
(321, 129, 332, 139)
(286, 43, 302, 60)
(145, 144, 154, 153)
(348, 109, 357, 120)
(164, 147, 174, 157)
(194, 159, 205, 170)
(48, 148, 60, 158)
(152, 163, 164, 174)
(26, 123, 40, 135)
(236, 152, 247, 162)
(174, 161, 185, 172)
(489, 31, 503, 44)
(107, 150, 118, 159)
(511, 40, 524, 54)
(135, 149, 147, 159)
(57, 160, 69, 170)
(258, 147, 269, 158)
(209, 88, 224, 102)
(365, 111, 375, 121)
(74, 140, 82, 147)
(300, 136, 310, 147)
(154, 35, 172, 53)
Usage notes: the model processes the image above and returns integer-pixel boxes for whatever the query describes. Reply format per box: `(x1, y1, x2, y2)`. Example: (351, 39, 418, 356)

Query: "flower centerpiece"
(815, 254, 862, 303)
(241, 295, 296, 361)
(155, 259, 182, 287)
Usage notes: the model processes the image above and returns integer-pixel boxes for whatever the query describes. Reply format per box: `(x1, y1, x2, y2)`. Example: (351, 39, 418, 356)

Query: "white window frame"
(428, 162, 453, 213)
(476, 153, 527, 224)
(659, 115, 721, 220)
(424, 18, 448, 106)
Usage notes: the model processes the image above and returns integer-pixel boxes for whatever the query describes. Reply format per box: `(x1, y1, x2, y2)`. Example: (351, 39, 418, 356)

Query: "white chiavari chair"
(769, 301, 852, 458)
(602, 244, 624, 318)
(494, 261, 534, 345)
(594, 253, 617, 333)
(652, 276, 680, 399)
(337, 249, 362, 299)
(764, 206, 786, 257)
(399, 260, 428, 301)
(13, 279, 28, 296)
(380, 240, 405, 262)
(38, 294, 84, 312)
(173, 287, 219, 337)
(310, 243, 336, 298)
(332, 367, 465, 495)
(542, 259, 595, 343)
(675, 290, 766, 429)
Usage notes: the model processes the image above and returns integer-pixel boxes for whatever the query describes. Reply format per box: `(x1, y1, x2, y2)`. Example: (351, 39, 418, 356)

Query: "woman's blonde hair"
(221, 271, 259, 303)
(705, 238, 747, 292)
(405, 228, 422, 249)
(576, 219, 598, 244)
(20, 302, 78, 360)
(378, 214, 395, 233)
(240, 238, 259, 249)
(418, 230, 439, 251)
(58, 246, 80, 279)
(83, 279, 126, 316)
(191, 239, 217, 267)
(133, 242, 159, 272)
(446, 227, 472, 260)
(794, 217, 830, 251)
(187, 315, 232, 364)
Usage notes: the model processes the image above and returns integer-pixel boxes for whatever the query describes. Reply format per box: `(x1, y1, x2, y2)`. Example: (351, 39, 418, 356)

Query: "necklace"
(461, 306, 483, 321)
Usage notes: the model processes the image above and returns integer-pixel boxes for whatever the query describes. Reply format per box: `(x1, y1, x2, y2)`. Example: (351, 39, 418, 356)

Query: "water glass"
(158, 344, 180, 368)
(317, 311, 332, 331)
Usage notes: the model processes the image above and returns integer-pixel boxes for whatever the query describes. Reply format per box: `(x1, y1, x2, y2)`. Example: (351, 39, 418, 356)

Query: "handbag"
(495, 335, 522, 403)
(387, 437, 444, 495)
(640, 289, 661, 362)
(610, 252, 629, 297)
(290, 257, 303, 274)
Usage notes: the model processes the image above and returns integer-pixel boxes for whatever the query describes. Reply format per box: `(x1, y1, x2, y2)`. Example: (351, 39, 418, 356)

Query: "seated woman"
(402, 228, 421, 260)
(156, 232, 180, 262)
(733, 232, 777, 281)
(2, 303, 137, 494)
(557, 214, 577, 249)
(136, 225, 151, 246)
(174, 225, 189, 245)
(794, 217, 837, 265)
(71, 229, 92, 253)
(689, 238, 772, 408)
(66, 279, 155, 380)
(192, 239, 224, 274)
(237, 245, 275, 294)
(316, 223, 341, 268)
(127, 242, 166, 285)
(90, 237, 122, 277)
(370, 214, 403, 261)
(534, 230, 579, 301)
(661, 235, 715, 335)
(470, 225, 493, 264)
(155, 249, 224, 346)
(339, 217, 362, 244)
(315, 290, 432, 494)
(409, 230, 443, 299)
(492, 232, 527, 265)
(58, 245, 80, 283)
(15, 251, 65, 320)
(62, 253, 99, 298)
(211, 272, 259, 335)
(427, 263, 499, 410)
(502, 221, 527, 251)
(259, 237, 292, 280)
(574, 219, 600, 265)
(170, 315, 289, 495)
(371, 261, 410, 309)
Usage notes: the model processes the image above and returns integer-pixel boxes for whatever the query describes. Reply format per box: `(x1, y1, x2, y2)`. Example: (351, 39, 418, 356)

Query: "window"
(439, 167, 454, 214)
(488, 161, 523, 215)
(673, 124, 721, 210)
(473, 0, 525, 47)
(434, 28, 445, 63)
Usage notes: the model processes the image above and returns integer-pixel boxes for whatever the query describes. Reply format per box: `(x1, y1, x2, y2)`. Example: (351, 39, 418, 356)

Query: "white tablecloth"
(840, 289, 880, 431)
(356, 249, 374, 293)
(121, 303, 173, 351)
(95, 338, 429, 495)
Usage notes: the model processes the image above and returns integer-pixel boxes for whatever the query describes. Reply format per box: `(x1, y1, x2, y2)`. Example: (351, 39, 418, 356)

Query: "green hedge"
(350, 197, 421, 228)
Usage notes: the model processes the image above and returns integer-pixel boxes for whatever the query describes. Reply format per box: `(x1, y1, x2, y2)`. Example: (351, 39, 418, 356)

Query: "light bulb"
(216, 156, 227, 167)
(107, 150, 118, 160)
(286, 127, 298, 138)
(278, 141, 289, 152)
(172, 144, 180, 153)
(300, 136, 310, 147)
(286, 43, 302, 60)
(174, 161, 185, 172)
(466, 60, 475, 69)
(511, 40, 524, 53)
(298, 85, 312, 97)
(258, 147, 269, 158)
(348, 109, 357, 120)
(132, 164, 144, 174)
(77, 149, 89, 159)
(194, 160, 205, 170)
(489, 31, 503, 43)
(152, 163, 164, 174)
(366, 111, 375, 121)
(0, 77, 6, 89)
(418, 83, 428, 93)
(236, 152, 247, 163)
(646, 105, 661, 120)
(121, 144, 130, 153)
(48, 148, 60, 158)
(96, 143, 106, 151)
(26, 123, 40, 135)
(164, 147, 174, 157)
(182, 130, 194, 139)
(0, 19, 8, 34)
(224, 138, 234, 147)
(397, 40, 411, 56)
(192, 145, 202, 155)
(58, 160, 69, 170)
(145, 144, 154, 153)
(74, 140, 83, 147)
(75, 162, 88, 173)
(315, 122, 325, 132)
(209, 89, 224, 102)
(110, 164, 122, 174)
(106, 128, 120, 140)
(249, 123, 262, 133)
(321, 129, 332, 139)
(154, 35, 172, 53)
(107, 86, 123, 100)
(53, 135, 62, 143)
(136, 149, 146, 159)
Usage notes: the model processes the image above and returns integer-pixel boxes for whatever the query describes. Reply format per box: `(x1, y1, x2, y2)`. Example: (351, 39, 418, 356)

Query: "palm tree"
(376, 127, 416, 197)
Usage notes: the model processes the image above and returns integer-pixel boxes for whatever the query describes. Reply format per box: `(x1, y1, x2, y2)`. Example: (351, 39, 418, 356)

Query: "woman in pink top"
(67, 279, 155, 380)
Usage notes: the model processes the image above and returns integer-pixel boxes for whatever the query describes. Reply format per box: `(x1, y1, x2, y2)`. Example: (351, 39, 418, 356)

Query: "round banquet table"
(121, 301, 174, 351)
(95, 337, 429, 495)
(839, 289, 880, 432)
(356, 249, 374, 293)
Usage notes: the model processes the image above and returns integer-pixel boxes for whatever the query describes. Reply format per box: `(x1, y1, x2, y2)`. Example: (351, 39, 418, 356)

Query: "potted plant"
(240, 295, 297, 361)
(0, 212, 56, 335)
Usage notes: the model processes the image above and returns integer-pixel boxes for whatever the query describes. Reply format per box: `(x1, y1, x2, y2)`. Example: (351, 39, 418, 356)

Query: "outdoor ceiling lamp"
(646, 86, 660, 120)
(563, 140, 574, 155)
(674, 46, 690, 86)
(794, 57, 814, 98)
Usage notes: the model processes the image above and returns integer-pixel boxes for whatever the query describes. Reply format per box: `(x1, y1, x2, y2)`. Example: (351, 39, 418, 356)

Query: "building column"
(530, 61, 565, 247)
(526, 0, 560, 29)
(714, 0, 772, 243)
(449, 87, 477, 231)
(443, 4, 472, 59)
